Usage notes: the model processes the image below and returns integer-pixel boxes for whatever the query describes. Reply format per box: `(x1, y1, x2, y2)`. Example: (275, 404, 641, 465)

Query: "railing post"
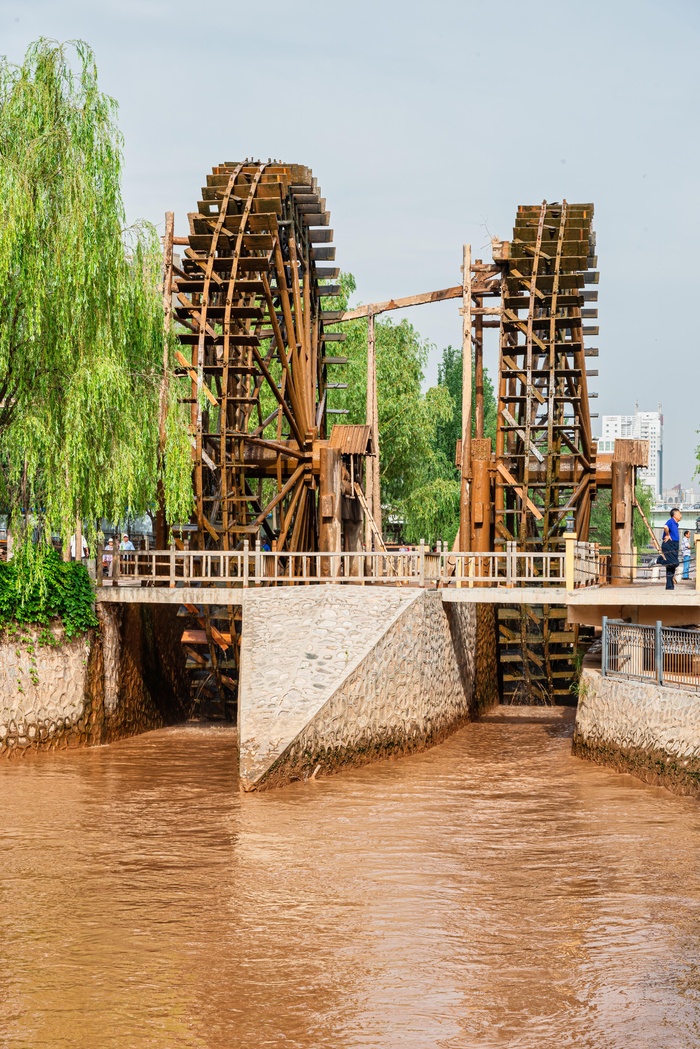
(656, 620, 664, 685)
(169, 540, 175, 589)
(96, 540, 103, 588)
(418, 539, 426, 587)
(506, 541, 515, 586)
(243, 539, 249, 588)
(254, 539, 261, 586)
(564, 531, 576, 590)
(112, 535, 121, 587)
(601, 615, 608, 676)
(695, 534, 700, 592)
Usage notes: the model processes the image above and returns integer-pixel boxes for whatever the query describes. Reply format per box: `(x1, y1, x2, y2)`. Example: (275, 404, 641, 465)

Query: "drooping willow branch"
(0, 38, 193, 546)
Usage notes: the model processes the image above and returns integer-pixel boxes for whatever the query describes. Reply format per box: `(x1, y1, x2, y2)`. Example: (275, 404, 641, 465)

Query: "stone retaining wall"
(573, 665, 700, 796)
(240, 587, 497, 790)
(0, 605, 188, 758)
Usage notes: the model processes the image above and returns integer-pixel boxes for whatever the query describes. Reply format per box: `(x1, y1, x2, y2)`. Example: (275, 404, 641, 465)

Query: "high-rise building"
(599, 404, 663, 497)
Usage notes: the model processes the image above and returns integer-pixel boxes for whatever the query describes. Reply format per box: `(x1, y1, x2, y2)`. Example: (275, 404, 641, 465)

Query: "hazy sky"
(2, 0, 698, 489)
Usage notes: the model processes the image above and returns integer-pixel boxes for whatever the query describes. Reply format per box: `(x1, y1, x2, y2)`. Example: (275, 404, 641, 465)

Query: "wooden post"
(459, 244, 473, 548)
(254, 539, 261, 586)
(470, 438, 492, 550)
(169, 538, 175, 589)
(113, 534, 121, 587)
(470, 437, 492, 586)
(611, 460, 634, 586)
(156, 211, 175, 549)
(564, 532, 576, 590)
(366, 310, 381, 547)
(319, 445, 342, 577)
(695, 534, 700, 592)
(474, 287, 484, 439)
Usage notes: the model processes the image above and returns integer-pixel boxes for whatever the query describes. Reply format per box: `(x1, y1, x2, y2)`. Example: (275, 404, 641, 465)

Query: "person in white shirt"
(682, 530, 692, 580)
(69, 534, 88, 560)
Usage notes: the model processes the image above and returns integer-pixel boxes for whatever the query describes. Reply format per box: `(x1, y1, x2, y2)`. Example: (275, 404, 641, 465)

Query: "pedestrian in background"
(682, 529, 692, 580)
(660, 508, 682, 590)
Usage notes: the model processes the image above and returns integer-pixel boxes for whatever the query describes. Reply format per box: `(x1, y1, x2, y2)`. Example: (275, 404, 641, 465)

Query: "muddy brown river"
(1, 706, 698, 1048)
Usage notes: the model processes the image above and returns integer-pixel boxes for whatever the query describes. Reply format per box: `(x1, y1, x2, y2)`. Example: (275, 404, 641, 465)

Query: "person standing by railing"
(120, 533, 135, 577)
(659, 508, 682, 590)
(682, 530, 692, 581)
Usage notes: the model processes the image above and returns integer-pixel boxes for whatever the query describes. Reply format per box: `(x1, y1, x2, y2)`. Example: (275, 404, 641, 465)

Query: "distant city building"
(661, 483, 698, 508)
(599, 404, 663, 498)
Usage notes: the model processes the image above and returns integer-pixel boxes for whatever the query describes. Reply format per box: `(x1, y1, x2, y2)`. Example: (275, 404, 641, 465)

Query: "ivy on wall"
(0, 545, 97, 638)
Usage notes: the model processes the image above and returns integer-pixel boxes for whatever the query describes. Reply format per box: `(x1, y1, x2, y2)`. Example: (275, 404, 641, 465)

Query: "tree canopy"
(0, 38, 192, 546)
(589, 481, 655, 550)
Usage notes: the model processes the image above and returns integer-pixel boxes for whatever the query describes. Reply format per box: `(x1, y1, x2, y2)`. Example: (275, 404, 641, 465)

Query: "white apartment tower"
(600, 404, 663, 498)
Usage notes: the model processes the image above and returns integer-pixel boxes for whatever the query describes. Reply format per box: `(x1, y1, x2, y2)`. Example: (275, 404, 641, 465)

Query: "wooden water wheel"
(171, 161, 346, 716)
(493, 201, 598, 703)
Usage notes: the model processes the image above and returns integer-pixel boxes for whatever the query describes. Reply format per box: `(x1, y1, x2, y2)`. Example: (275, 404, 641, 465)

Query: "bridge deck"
(95, 581, 700, 628)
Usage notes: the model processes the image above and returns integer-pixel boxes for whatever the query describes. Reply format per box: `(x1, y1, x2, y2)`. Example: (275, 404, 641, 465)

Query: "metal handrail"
(602, 616, 700, 692)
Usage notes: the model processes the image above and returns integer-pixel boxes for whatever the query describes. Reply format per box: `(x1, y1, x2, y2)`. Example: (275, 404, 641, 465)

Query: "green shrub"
(0, 545, 97, 638)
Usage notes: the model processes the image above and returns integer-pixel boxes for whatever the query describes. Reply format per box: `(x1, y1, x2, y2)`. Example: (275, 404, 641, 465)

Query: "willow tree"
(0, 38, 192, 548)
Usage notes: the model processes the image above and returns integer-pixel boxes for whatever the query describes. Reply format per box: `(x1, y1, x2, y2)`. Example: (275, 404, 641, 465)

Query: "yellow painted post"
(564, 532, 576, 590)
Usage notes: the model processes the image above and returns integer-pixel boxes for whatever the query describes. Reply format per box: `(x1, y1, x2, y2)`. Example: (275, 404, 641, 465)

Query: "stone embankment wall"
(239, 587, 498, 791)
(0, 605, 189, 757)
(573, 665, 700, 796)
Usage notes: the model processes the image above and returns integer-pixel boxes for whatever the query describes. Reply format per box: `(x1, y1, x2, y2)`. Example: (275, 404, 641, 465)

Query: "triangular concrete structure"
(238, 586, 483, 790)
(238, 586, 423, 788)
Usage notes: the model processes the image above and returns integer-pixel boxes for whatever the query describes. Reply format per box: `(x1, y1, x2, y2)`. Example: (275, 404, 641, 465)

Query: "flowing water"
(1, 706, 699, 1049)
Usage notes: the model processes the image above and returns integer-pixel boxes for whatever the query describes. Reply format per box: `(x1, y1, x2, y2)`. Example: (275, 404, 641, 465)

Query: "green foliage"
(329, 276, 457, 543)
(0, 543, 97, 637)
(402, 476, 461, 546)
(0, 39, 191, 546)
(589, 481, 656, 550)
(434, 344, 497, 470)
(163, 375, 195, 526)
(633, 481, 655, 549)
(326, 276, 501, 545)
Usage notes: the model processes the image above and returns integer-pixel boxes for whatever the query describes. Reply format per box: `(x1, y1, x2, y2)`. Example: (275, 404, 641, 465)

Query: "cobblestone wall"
(0, 605, 188, 757)
(240, 587, 495, 791)
(0, 625, 97, 754)
(573, 666, 700, 796)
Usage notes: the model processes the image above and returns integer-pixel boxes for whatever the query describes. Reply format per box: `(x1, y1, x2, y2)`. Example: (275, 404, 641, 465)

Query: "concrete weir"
(238, 586, 492, 790)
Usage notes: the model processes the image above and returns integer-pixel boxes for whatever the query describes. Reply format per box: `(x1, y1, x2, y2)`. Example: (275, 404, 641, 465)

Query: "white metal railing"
(99, 534, 598, 590)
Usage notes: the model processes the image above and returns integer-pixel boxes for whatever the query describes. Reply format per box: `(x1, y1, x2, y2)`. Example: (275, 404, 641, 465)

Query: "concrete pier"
(238, 586, 495, 790)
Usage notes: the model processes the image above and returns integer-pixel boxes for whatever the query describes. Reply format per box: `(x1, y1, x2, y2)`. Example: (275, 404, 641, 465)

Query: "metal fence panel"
(602, 619, 700, 692)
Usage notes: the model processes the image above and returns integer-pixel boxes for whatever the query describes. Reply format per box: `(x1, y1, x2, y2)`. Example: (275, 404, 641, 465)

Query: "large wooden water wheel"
(493, 201, 598, 702)
(171, 161, 346, 716)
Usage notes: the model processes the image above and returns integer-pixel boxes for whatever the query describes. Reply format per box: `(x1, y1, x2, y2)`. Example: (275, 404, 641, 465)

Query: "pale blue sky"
(2, 0, 698, 489)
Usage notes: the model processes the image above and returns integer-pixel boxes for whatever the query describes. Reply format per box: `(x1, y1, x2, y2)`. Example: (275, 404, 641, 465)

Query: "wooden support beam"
(339, 285, 462, 322)
(319, 445, 342, 576)
(610, 459, 635, 586)
(365, 310, 382, 547)
(459, 245, 472, 547)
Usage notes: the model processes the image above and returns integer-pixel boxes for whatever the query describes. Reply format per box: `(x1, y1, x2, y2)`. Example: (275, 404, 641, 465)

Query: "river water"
(1, 707, 699, 1048)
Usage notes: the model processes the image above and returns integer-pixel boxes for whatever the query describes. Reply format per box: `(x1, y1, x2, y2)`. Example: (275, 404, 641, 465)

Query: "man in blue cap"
(660, 508, 682, 590)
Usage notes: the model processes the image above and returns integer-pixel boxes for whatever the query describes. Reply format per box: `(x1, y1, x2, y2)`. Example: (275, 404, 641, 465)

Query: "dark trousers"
(666, 564, 676, 590)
